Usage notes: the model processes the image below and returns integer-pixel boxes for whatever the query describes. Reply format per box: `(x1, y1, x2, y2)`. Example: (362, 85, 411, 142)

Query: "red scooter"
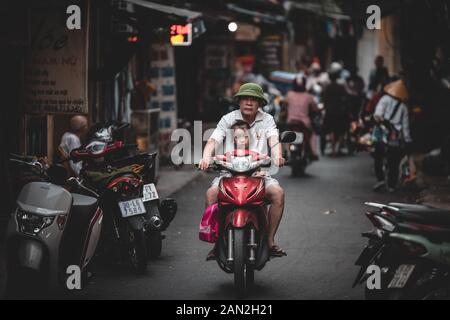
(209, 132, 296, 298)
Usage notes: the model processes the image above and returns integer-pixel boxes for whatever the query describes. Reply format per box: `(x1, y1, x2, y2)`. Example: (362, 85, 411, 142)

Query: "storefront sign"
(170, 24, 192, 46)
(259, 35, 282, 72)
(24, 1, 88, 114)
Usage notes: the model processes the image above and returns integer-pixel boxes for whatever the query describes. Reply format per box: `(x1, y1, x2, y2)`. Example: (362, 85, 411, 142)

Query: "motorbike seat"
(60, 194, 99, 268)
(389, 202, 450, 227)
(72, 193, 98, 217)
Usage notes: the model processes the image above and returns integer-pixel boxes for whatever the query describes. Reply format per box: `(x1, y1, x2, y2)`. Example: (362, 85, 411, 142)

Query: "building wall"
(357, 27, 378, 86)
(357, 15, 402, 88)
(378, 15, 402, 77)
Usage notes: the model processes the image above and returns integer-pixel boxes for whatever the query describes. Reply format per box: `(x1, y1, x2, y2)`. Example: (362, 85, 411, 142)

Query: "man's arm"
(268, 135, 284, 167)
(199, 116, 228, 170)
(199, 138, 219, 170)
(266, 117, 285, 167)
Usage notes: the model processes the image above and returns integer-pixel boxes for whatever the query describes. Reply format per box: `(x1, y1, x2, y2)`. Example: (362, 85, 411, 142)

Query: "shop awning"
(124, 0, 206, 39)
(124, 0, 202, 22)
(226, 3, 286, 24)
(284, 0, 350, 20)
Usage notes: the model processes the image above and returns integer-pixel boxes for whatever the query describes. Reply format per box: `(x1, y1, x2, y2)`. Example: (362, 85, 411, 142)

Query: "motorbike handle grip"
(259, 159, 272, 168)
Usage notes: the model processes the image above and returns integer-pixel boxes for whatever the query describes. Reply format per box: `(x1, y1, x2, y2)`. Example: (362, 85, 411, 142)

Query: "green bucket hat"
(234, 83, 268, 106)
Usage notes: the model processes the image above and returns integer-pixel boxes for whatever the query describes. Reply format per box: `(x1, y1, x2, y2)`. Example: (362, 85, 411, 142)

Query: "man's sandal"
(269, 245, 287, 257)
(206, 249, 216, 261)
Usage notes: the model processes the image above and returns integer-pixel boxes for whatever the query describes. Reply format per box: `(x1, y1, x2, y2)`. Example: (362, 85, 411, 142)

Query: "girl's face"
(234, 128, 249, 148)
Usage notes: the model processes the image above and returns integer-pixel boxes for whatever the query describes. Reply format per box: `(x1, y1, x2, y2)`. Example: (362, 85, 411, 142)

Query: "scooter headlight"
(231, 157, 251, 172)
(16, 210, 55, 235)
(289, 144, 298, 152)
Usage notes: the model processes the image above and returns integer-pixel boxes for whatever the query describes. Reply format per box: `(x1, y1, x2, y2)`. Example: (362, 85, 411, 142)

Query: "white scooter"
(3, 155, 102, 297)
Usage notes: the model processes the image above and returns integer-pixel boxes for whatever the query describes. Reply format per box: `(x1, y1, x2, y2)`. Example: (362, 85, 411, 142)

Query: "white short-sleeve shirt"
(374, 95, 412, 143)
(60, 132, 82, 175)
(209, 109, 279, 155)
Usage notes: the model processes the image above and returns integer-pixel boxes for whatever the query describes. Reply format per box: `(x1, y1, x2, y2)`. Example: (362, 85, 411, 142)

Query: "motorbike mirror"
(280, 131, 300, 144)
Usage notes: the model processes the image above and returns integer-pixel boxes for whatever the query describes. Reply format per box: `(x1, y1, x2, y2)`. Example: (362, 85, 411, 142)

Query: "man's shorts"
(211, 172, 280, 189)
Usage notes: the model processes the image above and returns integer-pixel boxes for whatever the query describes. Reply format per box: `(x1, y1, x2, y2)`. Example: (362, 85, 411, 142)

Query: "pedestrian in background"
(285, 75, 321, 160)
(372, 79, 413, 192)
(368, 55, 390, 97)
(322, 62, 349, 157)
(346, 66, 366, 121)
(58, 115, 88, 177)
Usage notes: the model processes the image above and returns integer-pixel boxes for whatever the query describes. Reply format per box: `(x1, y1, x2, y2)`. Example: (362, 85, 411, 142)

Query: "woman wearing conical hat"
(372, 79, 414, 192)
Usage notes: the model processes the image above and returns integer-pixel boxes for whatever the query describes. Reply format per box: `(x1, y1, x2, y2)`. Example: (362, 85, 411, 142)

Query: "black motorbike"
(285, 122, 312, 176)
(71, 123, 176, 272)
(353, 202, 450, 300)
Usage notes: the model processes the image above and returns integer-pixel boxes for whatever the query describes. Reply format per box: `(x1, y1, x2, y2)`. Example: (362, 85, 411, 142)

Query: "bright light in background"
(228, 22, 238, 32)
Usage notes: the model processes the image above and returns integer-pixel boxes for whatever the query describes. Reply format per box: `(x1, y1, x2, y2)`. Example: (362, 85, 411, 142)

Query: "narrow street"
(65, 153, 412, 300)
(1, 0, 449, 303)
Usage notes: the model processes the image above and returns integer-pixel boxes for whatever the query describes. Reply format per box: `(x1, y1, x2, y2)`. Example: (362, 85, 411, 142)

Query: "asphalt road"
(49, 153, 418, 300)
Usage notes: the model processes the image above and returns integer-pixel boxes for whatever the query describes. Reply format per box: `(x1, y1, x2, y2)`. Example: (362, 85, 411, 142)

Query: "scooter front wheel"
(233, 228, 253, 298)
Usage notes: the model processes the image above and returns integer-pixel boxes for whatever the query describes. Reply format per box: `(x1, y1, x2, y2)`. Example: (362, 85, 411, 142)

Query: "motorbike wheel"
(387, 272, 450, 300)
(234, 228, 252, 298)
(147, 230, 162, 260)
(127, 228, 148, 274)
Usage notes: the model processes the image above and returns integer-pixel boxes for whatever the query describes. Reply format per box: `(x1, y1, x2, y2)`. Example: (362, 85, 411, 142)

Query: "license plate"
(388, 265, 415, 289)
(142, 183, 159, 202)
(118, 198, 146, 218)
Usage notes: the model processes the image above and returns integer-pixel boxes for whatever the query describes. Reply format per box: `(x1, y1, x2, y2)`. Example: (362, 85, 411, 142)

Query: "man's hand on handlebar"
(273, 157, 286, 167)
(199, 156, 212, 171)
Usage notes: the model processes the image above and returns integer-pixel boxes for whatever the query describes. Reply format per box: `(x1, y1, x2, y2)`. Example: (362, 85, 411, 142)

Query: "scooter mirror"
(280, 131, 299, 144)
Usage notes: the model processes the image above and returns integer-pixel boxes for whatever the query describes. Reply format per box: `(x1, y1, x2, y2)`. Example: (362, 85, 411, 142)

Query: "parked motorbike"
(353, 202, 450, 300)
(208, 132, 297, 298)
(4, 155, 102, 295)
(71, 123, 176, 272)
(111, 151, 177, 259)
(95, 123, 177, 257)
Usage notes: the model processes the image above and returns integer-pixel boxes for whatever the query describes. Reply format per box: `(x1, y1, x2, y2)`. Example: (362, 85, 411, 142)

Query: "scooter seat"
(389, 202, 450, 227)
(72, 193, 98, 214)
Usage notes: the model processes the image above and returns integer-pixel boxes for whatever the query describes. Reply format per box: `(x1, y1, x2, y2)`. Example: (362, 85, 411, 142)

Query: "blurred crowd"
(230, 55, 417, 192)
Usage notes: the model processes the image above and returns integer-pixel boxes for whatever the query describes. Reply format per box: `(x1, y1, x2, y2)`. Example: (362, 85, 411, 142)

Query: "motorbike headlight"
(16, 210, 55, 235)
(231, 157, 251, 172)
(289, 145, 298, 152)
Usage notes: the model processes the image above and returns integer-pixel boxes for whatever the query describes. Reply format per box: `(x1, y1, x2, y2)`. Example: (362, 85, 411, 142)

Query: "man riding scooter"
(199, 83, 286, 258)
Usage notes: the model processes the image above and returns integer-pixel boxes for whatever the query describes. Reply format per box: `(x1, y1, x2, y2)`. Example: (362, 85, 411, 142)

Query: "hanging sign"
(170, 23, 192, 46)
